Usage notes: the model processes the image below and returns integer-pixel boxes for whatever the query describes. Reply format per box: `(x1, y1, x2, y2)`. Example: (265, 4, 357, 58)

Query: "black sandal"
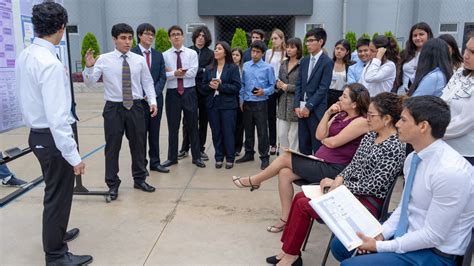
(232, 176, 260, 191)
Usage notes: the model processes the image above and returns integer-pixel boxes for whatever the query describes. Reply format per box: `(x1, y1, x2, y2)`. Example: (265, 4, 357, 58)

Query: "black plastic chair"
(293, 177, 399, 266)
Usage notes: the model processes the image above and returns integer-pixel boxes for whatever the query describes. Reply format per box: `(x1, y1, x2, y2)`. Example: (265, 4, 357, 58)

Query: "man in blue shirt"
(236, 40, 275, 170)
(347, 37, 371, 83)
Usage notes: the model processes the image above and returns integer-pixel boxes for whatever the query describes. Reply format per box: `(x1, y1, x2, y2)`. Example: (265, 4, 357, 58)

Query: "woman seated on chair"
(232, 83, 370, 232)
(265, 92, 406, 266)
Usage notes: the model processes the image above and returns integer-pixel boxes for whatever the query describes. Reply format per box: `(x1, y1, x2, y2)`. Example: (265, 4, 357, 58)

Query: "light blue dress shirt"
(240, 59, 276, 103)
(412, 67, 447, 97)
(347, 60, 366, 84)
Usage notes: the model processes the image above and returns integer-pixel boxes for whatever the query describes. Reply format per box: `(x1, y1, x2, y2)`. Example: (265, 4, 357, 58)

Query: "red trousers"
(280, 191, 382, 255)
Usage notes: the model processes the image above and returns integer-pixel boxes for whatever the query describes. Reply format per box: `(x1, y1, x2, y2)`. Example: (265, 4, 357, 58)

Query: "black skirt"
(291, 153, 346, 183)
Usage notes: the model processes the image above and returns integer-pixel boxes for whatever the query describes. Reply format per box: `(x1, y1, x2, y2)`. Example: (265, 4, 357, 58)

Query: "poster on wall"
(0, 0, 69, 133)
(0, 0, 22, 133)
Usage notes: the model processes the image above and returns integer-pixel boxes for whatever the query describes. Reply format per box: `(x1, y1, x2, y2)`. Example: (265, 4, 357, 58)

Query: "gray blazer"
(277, 59, 300, 122)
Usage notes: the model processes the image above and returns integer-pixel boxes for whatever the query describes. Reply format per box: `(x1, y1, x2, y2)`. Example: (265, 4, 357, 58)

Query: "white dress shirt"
(82, 49, 156, 106)
(359, 58, 396, 96)
(376, 140, 474, 255)
(265, 49, 283, 79)
(162, 46, 198, 89)
(441, 68, 474, 157)
(16, 38, 81, 166)
(307, 50, 323, 79)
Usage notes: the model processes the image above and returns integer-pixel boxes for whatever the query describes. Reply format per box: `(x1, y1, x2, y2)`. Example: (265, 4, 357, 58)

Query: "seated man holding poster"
(265, 92, 406, 266)
(232, 83, 370, 233)
(331, 96, 474, 266)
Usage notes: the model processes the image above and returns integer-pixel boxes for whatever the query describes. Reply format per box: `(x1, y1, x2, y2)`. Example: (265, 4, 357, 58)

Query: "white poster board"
(0, 0, 68, 133)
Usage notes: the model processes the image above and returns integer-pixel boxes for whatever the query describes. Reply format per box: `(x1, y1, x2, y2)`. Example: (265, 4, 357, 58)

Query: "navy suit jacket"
(202, 63, 241, 109)
(294, 53, 334, 120)
(131, 46, 166, 106)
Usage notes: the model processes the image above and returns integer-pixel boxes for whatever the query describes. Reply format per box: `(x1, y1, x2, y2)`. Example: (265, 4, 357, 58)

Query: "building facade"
(64, 0, 474, 72)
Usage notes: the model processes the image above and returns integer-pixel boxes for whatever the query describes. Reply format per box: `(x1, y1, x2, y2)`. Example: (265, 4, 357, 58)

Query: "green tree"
(267, 38, 273, 49)
(360, 33, 370, 40)
(344, 31, 357, 52)
(155, 28, 171, 52)
(81, 32, 100, 69)
(372, 32, 379, 40)
(384, 31, 401, 53)
(231, 28, 248, 50)
(132, 37, 137, 48)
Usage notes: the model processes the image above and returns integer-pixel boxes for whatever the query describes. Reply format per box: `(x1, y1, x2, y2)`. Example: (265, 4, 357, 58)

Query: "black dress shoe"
(235, 154, 254, 164)
(161, 160, 178, 167)
(215, 161, 223, 169)
(109, 186, 119, 200)
(46, 252, 93, 266)
(292, 255, 302, 266)
(260, 159, 270, 170)
(225, 162, 234, 169)
(150, 165, 170, 173)
(265, 255, 280, 264)
(64, 228, 80, 242)
(192, 159, 206, 168)
(177, 150, 188, 160)
(134, 181, 156, 192)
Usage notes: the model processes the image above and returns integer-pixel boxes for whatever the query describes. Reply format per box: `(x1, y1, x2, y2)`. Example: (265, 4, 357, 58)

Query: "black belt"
(31, 128, 51, 133)
(431, 248, 459, 260)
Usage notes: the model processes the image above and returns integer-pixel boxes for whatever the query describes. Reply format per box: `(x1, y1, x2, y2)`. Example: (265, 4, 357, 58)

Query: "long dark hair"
(231, 47, 243, 69)
(332, 39, 353, 71)
(438, 34, 463, 70)
(394, 22, 433, 90)
(407, 38, 453, 96)
(372, 35, 399, 65)
(211, 41, 233, 70)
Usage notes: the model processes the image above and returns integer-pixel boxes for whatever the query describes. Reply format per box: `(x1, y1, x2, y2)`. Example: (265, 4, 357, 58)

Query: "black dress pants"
(180, 86, 208, 153)
(243, 101, 269, 160)
(267, 93, 277, 147)
(235, 104, 244, 153)
(29, 129, 75, 259)
(103, 100, 147, 188)
(165, 88, 201, 161)
(142, 96, 163, 168)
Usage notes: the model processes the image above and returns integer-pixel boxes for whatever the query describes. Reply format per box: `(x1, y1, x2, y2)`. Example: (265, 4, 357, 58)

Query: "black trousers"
(165, 88, 201, 161)
(235, 105, 244, 153)
(298, 111, 322, 155)
(208, 107, 237, 162)
(267, 93, 277, 147)
(103, 100, 147, 188)
(243, 101, 269, 160)
(29, 129, 75, 259)
(142, 96, 163, 168)
(327, 89, 343, 109)
(180, 86, 208, 153)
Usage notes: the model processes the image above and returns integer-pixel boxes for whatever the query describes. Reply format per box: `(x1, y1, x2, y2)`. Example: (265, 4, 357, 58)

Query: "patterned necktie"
(175, 50, 184, 95)
(307, 56, 316, 81)
(121, 54, 133, 109)
(144, 50, 151, 70)
(394, 153, 422, 237)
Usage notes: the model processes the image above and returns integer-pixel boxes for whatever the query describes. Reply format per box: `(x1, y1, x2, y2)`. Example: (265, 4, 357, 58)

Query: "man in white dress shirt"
(83, 23, 158, 200)
(16, 2, 92, 265)
(330, 96, 473, 266)
(161, 25, 206, 168)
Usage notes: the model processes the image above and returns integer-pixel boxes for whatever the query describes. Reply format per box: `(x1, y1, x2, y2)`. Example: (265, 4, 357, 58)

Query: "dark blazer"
(130, 46, 166, 106)
(202, 63, 241, 109)
(294, 53, 334, 119)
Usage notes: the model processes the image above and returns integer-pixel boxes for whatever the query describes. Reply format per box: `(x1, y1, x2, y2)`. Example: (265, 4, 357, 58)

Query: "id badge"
(300, 101, 306, 109)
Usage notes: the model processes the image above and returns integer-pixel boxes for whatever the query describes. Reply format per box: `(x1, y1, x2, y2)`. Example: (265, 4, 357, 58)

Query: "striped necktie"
(121, 54, 133, 109)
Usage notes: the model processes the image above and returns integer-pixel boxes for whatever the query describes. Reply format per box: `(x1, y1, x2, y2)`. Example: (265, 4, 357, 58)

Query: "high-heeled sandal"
(232, 176, 260, 191)
(266, 218, 287, 233)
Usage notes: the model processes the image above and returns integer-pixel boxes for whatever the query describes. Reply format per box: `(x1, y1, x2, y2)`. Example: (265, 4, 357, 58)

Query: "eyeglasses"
(170, 33, 182, 37)
(367, 112, 383, 120)
(142, 32, 155, 37)
(306, 38, 318, 43)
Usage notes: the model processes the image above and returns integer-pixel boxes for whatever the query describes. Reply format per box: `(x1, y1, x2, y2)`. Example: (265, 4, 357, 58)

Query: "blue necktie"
(394, 153, 422, 237)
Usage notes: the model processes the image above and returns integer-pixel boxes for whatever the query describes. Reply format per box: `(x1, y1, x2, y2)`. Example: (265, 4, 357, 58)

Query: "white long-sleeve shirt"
(16, 38, 81, 166)
(359, 58, 396, 96)
(441, 68, 474, 157)
(82, 49, 156, 106)
(376, 140, 473, 255)
(162, 46, 198, 89)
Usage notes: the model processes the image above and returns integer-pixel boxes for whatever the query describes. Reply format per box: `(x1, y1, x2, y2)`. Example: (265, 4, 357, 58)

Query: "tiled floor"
(0, 88, 403, 265)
